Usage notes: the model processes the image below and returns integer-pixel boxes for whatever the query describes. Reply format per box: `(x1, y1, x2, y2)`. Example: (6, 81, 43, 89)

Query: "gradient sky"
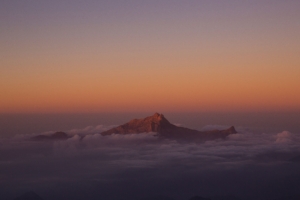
(1, 0, 300, 113)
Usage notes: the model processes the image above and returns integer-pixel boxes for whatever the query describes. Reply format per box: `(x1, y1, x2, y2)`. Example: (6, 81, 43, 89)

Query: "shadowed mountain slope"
(101, 113, 237, 141)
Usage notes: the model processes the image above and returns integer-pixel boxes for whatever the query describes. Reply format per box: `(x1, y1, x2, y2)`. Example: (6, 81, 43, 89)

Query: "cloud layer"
(1, 125, 300, 200)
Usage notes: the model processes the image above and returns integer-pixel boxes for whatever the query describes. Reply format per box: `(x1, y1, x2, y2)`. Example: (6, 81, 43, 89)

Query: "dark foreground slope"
(101, 113, 237, 141)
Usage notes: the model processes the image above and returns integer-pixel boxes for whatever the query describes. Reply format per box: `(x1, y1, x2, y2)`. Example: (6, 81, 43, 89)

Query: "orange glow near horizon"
(1, 58, 300, 113)
(1, 1, 300, 113)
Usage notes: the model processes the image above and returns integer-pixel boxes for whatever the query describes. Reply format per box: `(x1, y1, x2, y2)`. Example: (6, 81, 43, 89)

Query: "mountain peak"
(101, 113, 237, 141)
(153, 112, 163, 118)
(147, 113, 170, 125)
(101, 113, 175, 135)
(227, 126, 237, 134)
(153, 112, 161, 117)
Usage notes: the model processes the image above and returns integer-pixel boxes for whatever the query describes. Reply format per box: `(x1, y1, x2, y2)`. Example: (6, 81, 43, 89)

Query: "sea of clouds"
(1, 125, 300, 200)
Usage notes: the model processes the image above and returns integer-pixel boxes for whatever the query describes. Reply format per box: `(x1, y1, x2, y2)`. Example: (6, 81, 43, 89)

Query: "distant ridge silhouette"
(31, 131, 69, 141)
(101, 113, 237, 141)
